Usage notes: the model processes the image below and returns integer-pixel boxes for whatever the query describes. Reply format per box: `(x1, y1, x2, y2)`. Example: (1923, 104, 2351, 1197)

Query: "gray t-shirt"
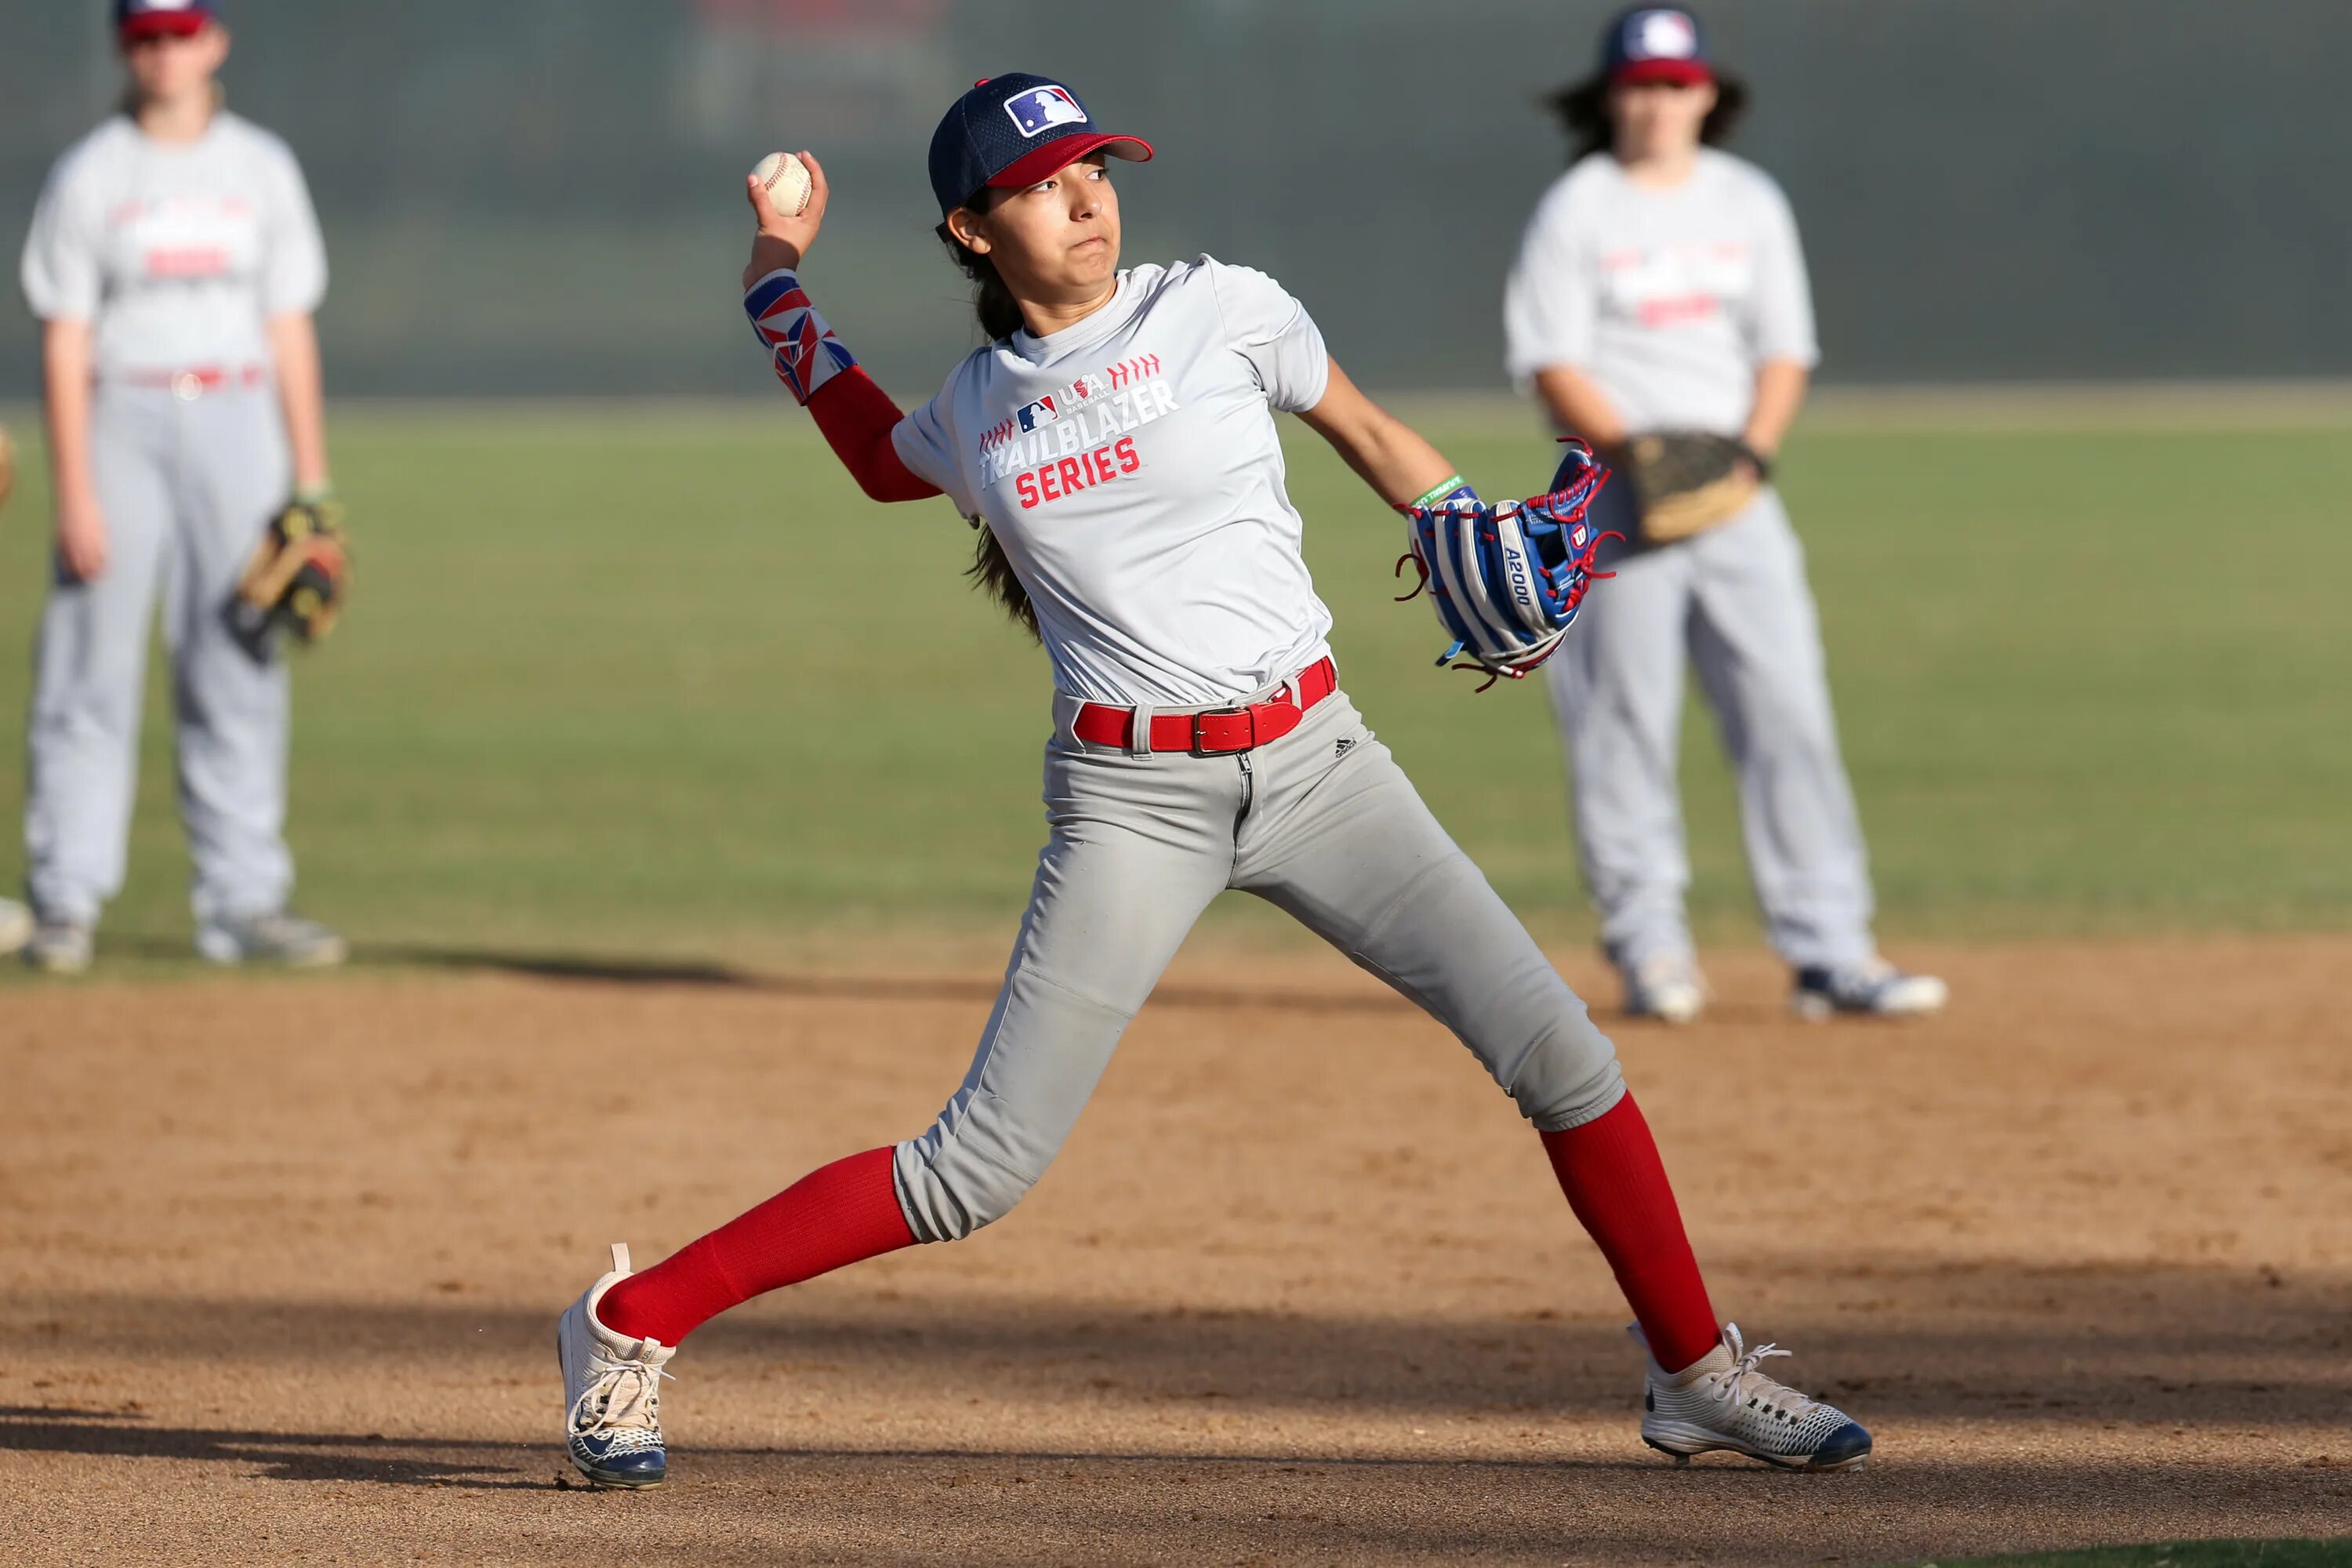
(20, 111, 327, 376)
(893, 256, 1334, 707)
(1503, 149, 1815, 435)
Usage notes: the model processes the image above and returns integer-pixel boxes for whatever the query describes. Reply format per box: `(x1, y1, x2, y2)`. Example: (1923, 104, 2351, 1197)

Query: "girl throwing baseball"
(16, 0, 343, 972)
(557, 73, 1871, 1486)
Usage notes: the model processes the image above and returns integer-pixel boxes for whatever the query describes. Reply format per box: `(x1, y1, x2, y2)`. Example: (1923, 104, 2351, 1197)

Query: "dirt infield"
(5, 936, 2348, 1566)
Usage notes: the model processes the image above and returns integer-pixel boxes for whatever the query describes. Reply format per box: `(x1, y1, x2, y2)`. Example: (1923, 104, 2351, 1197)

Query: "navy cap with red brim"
(1612, 58, 1714, 87)
(1599, 7, 1715, 88)
(117, 0, 220, 38)
(930, 73, 1152, 215)
(988, 132, 1154, 193)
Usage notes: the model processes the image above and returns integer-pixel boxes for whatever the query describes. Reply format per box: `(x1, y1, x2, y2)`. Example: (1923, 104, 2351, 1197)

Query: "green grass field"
(1, 402, 2347, 971)
(1910, 1542, 2352, 1568)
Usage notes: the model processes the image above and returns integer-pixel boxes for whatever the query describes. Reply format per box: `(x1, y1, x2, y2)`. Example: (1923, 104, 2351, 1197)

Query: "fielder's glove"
(228, 493, 350, 661)
(1397, 442, 1618, 689)
(1621, 430, 1767, 546)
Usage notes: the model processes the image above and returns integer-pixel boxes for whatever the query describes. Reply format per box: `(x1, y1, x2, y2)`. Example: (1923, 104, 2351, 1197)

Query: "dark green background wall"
(2, 1, 2340, 394)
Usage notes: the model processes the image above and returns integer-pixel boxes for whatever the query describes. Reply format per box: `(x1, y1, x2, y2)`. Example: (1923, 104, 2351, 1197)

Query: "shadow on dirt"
(10, 1253, 2347, 1432)
(0, 1406, 550, 1490)
(4, 1400, 2347, 1566)
(346, 940, 1422, 1016)
(62, 935, 1795, 1026)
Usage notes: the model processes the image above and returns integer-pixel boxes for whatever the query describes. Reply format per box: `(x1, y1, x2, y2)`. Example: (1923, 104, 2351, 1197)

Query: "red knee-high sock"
(1538, 1094, 1720, 1374)
(597, 1146, 916, 1346)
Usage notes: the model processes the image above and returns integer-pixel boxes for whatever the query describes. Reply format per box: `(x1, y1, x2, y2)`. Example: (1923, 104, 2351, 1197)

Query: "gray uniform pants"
(24, 382, 293, 926)
(893, 686, 1625, 1243)
(1544, 485, 1875, 973)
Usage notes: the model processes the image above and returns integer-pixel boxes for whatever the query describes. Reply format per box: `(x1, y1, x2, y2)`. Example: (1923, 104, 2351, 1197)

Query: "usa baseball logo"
(1005, 85, 1087, 137)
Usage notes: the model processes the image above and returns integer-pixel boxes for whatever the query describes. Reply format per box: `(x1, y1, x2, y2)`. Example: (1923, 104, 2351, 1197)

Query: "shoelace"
(573, 1352, 673, 1437)
(1709, 1324, 1815, 1419)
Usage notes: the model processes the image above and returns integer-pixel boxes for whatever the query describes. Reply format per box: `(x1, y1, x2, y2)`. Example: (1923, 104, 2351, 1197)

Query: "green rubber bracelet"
(1406, 473, 1469, 511)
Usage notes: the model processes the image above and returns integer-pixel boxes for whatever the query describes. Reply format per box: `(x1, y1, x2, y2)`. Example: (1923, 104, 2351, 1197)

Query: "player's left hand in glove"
(228, 492, 350, 661)
(1396, 442, 1618, 689)
(1620, 430, 1767, 546)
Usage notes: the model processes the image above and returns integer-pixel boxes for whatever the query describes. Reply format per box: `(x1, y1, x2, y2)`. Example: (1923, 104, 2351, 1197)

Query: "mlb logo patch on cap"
(1004, 85, 1088, 139)
(1631, 10, 1698, 60)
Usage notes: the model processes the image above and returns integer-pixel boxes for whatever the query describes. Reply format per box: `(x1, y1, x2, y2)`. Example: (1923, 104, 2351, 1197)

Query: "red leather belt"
(1072, 657, 1338, 755)
(117, 365, 267, 397)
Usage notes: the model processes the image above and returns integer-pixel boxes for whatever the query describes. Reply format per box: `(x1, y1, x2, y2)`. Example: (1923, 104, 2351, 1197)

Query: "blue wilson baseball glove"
(1397, 442, 1619, 689)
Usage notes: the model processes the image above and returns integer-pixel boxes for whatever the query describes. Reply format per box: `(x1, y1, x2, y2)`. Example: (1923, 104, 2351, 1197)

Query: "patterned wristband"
(744, 269, 858, 405)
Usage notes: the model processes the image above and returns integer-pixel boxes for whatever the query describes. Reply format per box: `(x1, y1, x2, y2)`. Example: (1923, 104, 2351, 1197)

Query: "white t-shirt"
(893, 256, 1334, 707)
(20, 111, 327, 376)
(1503, 149, 1815, 436)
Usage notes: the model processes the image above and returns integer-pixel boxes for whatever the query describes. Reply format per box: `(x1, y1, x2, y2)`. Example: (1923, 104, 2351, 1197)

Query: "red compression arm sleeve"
(808, 367, 942, 503)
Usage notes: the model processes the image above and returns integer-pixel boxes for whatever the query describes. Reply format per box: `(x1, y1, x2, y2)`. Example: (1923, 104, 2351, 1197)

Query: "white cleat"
(1791, 957, 1947, 1021)
(1640, 1323, 1873, 1471)
(557, 1243, 675, 1489)
(1624, 953, 1708, 1025)
(23, 917, 94, 975)
(195, 910, 347, 969)
(0, 898, 30, 958)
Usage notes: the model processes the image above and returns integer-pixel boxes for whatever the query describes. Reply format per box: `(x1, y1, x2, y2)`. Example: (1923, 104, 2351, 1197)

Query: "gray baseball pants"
(893, 685, 1625, 1243)
(1544, 484, 1875, 974)
(24, 382, 294, 927)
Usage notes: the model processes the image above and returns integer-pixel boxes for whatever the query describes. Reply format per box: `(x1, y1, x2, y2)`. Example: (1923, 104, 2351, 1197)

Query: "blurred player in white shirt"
(16, 0, 344, 973)
(1505, 6, 1945, 1024)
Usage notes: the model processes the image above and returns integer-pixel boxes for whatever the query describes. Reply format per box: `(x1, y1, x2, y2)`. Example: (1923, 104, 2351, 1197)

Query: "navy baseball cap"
(927, 74, 1152, 216)
(1601, 6, 1713, 86)
(116, 0, 223, 39)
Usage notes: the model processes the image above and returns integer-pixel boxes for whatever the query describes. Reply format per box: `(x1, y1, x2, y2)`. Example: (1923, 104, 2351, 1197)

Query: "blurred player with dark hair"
(16, 0, 343, 972)
(1505, 6, 1946, 1025)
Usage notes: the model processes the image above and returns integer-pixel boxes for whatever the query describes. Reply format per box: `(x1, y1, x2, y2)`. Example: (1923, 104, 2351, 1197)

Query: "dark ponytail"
(935, 214, 1040, 641)
(1547, 71, 1750, 163)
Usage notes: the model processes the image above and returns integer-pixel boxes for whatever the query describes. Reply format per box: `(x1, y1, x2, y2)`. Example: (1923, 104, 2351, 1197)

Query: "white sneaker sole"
(1642, 1420, 1870, 1472)
(1791, 975, 1948, 1021)
(1636, 995, 1704, 1025)
(195, 931, 349, 969)
(24, 937, 93, 975)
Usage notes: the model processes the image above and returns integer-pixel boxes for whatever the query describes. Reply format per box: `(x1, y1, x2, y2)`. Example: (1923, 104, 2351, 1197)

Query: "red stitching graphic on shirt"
(1105, 354, 1161, 389)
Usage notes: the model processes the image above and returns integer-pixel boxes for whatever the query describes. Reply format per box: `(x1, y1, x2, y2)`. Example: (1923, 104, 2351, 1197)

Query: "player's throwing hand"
(741, 150, 828, 288)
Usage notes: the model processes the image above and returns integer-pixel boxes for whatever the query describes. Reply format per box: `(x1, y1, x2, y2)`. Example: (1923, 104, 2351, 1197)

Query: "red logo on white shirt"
(1599, 240, 1751, 331)
(1014, 436, 1142, 510)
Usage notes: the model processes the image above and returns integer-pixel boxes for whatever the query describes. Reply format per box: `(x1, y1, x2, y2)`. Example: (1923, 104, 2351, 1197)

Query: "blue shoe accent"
(569, 1431, 667, 1489)
(1807, 1419, 1872, 1470)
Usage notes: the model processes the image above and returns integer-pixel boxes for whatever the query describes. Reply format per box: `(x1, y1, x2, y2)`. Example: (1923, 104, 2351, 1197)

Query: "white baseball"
(751, 151, 811, 221)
